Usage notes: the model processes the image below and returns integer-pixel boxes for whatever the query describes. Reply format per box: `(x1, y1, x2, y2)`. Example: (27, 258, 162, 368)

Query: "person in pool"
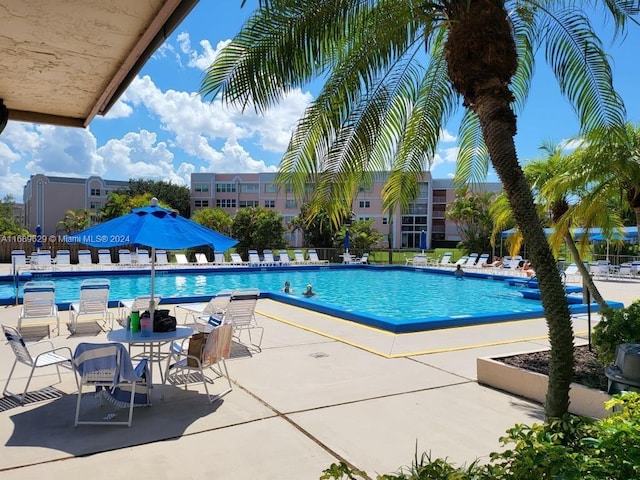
(302, 284, 316, 297)
(454, 264, 464, 279)
(282, 281, 292, 293)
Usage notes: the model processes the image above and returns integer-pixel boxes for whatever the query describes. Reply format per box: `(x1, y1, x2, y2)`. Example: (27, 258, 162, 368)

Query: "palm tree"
(556, 123, 640, 240)
(201, 1, 639, 418)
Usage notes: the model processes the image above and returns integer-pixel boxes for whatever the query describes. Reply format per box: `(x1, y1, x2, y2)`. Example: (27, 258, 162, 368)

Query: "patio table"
(107, 326, 195, 395)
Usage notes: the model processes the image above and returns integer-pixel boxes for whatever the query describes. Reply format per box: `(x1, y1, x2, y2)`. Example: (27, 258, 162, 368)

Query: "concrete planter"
(477, 352, 611, 419)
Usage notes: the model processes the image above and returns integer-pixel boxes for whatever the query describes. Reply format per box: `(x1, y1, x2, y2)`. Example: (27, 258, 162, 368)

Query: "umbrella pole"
(149, 247, 156, 322)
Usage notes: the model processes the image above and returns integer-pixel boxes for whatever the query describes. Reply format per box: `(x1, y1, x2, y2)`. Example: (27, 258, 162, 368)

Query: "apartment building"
(21, 172, 501, 248)
(191, 172, 502, 249)
(23, 174, 129, 234)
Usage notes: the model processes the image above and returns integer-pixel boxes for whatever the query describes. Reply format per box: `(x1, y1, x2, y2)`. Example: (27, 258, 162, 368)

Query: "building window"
(194, 183, 209, 193)
(358, 185, 372, 193)
(359, 200, 370, 208)
(239, 200, 259, 208)
(285, 199, 296, 209)
(216, 199, 236, 208)
(264, 200, 275, 208)
(194, 200, 209, 208)
(382, 217, 388, 225)
(90, 201, 102, 210)
(240, 183, 259, 193)
(216, 183, 236, 193)
(90, 188, 101, 196)
(264, 183, 277, 193)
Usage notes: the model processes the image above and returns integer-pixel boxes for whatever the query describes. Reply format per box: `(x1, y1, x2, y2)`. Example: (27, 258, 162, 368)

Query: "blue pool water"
(0, 266, 611, 332)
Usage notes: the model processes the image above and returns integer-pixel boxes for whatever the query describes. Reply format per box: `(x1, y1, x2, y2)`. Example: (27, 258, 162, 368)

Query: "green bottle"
(130, 311, 140, 332)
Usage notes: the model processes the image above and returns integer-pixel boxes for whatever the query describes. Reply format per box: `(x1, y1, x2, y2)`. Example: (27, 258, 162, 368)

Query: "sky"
(1, 2, 640, 201)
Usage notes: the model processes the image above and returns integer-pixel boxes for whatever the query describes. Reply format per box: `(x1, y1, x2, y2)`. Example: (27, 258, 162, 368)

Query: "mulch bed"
(499, 344, 608, 392)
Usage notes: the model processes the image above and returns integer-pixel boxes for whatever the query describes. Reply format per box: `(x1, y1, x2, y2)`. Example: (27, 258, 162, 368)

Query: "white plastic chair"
(293, 250, 307, 264)
(36, 250, 53, 270)
(73, 342, 150, 427)
(224, 289, 263, 351)
(155, 250, 169, 265)
(278, 251, 292, 266)
(68, 279, 113, 333)
(175, 253, 190, 265)
(248, 249, 262, 266)
(262, 249, 278, 266)
(164, 323, 234, 403)
(11, 250, 28, 274)
(2, 324, 72, 404)
(174, 290, 232, 327)
(230, 253, 248, 266)
(213, 252, 227, 265)
(18, 281, 60, 335)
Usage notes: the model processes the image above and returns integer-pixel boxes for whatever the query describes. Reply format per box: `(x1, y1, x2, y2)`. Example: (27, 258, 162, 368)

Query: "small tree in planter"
(593, 300, 640, 365)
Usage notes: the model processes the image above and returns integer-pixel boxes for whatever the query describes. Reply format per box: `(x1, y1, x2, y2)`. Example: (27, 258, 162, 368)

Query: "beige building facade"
(23, 174, 129, 234)
(190, 172, 502, 250)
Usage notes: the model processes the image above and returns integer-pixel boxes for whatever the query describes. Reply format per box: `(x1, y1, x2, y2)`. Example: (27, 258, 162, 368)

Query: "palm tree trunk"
(444, 0, 573, 418)
(563, 232, 608, 310)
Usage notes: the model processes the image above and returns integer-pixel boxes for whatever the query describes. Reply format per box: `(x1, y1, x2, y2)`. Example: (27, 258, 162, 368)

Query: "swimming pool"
(0, 266, 617, 333)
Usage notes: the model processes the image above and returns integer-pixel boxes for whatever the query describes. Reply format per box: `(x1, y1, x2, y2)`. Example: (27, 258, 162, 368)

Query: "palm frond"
(454, 109, 489, 186)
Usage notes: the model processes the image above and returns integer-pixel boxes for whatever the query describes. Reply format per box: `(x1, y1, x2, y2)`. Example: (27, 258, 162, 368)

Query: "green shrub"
(320, 393, 640, 480)
(592, 300, 640, 365)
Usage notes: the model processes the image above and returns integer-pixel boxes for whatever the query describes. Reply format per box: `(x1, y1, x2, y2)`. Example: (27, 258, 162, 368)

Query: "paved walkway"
(0, 266, 636, 479)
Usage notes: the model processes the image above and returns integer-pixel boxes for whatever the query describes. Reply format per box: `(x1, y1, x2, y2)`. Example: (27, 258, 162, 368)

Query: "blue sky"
(1, 2, 640, 201)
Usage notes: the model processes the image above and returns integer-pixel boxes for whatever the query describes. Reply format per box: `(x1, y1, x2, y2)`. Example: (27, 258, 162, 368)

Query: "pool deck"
(0, 262, 637, 479)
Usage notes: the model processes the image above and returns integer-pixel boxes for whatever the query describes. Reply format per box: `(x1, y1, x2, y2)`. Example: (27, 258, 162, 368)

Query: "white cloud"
(177, 32, 229, 71)
(440, 129, 457, 143)
(102, 99, 133, 120)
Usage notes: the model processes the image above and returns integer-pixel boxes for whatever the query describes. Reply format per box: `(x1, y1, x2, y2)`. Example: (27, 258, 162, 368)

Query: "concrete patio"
(0, 270, 636, 479)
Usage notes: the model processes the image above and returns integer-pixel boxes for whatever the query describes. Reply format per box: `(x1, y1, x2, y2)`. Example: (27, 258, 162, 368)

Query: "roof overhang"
(0, 0, 198, 129)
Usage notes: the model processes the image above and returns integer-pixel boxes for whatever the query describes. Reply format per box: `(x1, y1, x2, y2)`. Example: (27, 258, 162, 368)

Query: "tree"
(100, 192, 133, 221)
(335, 219, 384, 253)
(231, 207, 287, 258)
(289, 203, 337, 247)
(191, 208, 233, 236)
(0, 195, 27, 235)
(446, 187, 495, 255)
(201, 1, 639, 418)
(56, 209, 95, 234)
(127, 179, 191, 217)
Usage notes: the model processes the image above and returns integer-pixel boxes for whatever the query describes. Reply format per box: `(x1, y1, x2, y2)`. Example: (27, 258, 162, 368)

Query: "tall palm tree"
(201, 1, 639, 418)
(555, 123, 640, 240)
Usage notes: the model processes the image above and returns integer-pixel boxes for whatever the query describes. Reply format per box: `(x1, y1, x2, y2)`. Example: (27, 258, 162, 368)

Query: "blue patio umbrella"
(67, 198, 238, 318)
(419, 230, 427, 253)
(34, 225, 42, 252)
(344, 230, 350, 253)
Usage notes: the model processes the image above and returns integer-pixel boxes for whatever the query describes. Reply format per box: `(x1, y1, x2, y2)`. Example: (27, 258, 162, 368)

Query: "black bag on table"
(144, 309, 177, 332)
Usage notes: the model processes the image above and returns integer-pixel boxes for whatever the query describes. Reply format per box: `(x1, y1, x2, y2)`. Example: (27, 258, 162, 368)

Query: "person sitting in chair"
(482, 256, 503, 268)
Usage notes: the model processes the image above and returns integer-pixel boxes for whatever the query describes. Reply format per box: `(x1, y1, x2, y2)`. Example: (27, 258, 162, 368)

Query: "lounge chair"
(354, 253, 369, 264)
(308, 249, 329, 264)
(53, 249, 71, 269)
(230, 252, 248, 266)
(631, 261, 640, 276)
(68, 278, 113, 333)
(341, 252, 355, 264)
(155, 250, 169, 265)
(248, 249, 262, 266)
(118, 249, 132, 267)
(195, 252, 210, 265)
(471, 253, 489, 268)
(293, 249, 307, 265)
(174, 253, 190, 265)
(2, 324, 73, 404)
(463, 253, 479, 267)
(213, 252, 227, 265)
(163, 323, 233, 403)
(278, 250, 292, 266)
(11, 250, 28, 273)
(437, 252, 453, 267)
(77, 249, 93, 269)
(136, 249, 151, 266)
(73, 342, 151, 426)
(98, 249, 113, 267)
(35, 250, 53, 270)
(562, 263, 581, 283)
(18, 280, 60, 336)
(262, 249, 278, 266)
(454, 256, 469, 267)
